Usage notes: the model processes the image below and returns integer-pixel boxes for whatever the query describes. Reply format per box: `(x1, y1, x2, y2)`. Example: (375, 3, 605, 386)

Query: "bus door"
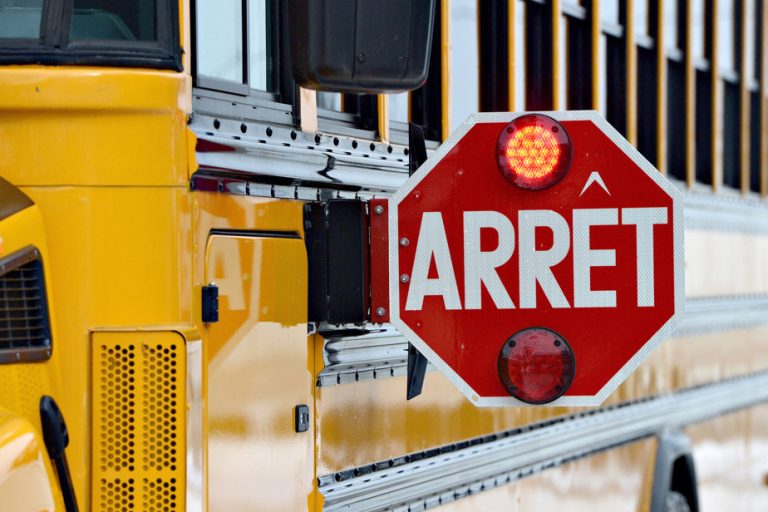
(204, 233, 313, 511)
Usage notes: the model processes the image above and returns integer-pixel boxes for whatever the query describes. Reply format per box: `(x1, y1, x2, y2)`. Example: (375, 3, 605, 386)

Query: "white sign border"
(388, 110, 686, 407)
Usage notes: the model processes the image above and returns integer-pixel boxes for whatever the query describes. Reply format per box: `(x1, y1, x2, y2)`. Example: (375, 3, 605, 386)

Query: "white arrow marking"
(579, 171, 611, 196)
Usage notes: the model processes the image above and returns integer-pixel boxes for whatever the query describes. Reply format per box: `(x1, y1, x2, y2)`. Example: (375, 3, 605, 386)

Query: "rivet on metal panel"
(400, 274, 410, 283)
(374, 204, 385, 215)
(375, 307, 387, 317)
(399, 237, 410, 247)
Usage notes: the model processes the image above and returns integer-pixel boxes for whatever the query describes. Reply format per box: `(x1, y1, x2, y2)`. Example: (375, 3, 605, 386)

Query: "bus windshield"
(0, 0, 179, 70)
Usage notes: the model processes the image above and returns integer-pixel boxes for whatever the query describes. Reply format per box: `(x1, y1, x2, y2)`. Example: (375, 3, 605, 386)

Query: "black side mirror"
(288, 0, 435, 94)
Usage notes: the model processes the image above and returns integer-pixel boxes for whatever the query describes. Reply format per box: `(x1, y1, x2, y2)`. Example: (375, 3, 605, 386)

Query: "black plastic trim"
(209, 228, 300, 239)
(0, 246, 53, 365)
(40, 396, 78, 512)
(0, 0, 181, 70)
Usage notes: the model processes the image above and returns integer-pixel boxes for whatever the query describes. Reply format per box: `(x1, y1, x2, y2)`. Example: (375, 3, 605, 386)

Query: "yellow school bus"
(1, 0, 767, 511)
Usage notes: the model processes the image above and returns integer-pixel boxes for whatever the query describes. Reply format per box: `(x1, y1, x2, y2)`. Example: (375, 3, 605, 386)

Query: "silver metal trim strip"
(319, 371, 768, 512)
(317, 294, 768, 387)
(185, 338, 204, 512)
(191, 114, 768, 235)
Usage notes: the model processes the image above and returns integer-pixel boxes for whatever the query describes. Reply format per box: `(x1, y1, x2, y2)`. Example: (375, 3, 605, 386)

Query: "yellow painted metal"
(190, 192, 310, 510)
(91, 330, 187, 511)
(0, 55, 194, 510)
(0, 67, 189, 188)
(656, 0, 668, 173)
(441, 0, 451, 141)
(378, 95, 390, 142)
(0, 408, 59, 511)
(203, 229, 313, 511)
(0, 199, 66, 510)
(23, 186, 194, 507)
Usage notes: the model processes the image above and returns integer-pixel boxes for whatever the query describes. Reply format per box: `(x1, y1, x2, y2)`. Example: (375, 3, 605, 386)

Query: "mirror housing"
(288, 0, 435, 94)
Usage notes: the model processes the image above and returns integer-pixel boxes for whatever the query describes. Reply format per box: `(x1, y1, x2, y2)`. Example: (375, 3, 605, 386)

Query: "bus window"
(389, 93, 408, 125)
(196, 0, 244, 85)
(666, 0, 686, 181)
(317, 93, 342, 112)
(634, 0, 649, 39)
(69, 0, 157, 41)
(0, 0, 178, 69)
(194, 0, 275, 93)
(720, 1, 739, 189)
(247, 0, 271, 91)
(514, 0, 526, 110)
(663, 0, 679, 52)
(0, 0, 43, 39)
(748, 0, 761, 194)
(448, 0, 479, 132)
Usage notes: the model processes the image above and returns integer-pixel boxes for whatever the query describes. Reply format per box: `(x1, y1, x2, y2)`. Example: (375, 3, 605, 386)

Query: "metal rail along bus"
(1, 0, 767, 510)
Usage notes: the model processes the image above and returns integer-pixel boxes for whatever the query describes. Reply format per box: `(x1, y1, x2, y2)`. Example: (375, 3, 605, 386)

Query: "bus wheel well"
(651, 430, 699, 512)
(669, 454, 699, 512)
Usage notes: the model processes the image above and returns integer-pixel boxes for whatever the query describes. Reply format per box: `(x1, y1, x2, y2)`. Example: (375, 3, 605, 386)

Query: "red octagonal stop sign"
(388, 112, 684, 407)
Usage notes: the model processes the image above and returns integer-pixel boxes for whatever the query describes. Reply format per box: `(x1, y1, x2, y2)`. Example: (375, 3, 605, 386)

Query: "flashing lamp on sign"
(497, 328, 576, 404)
(497, 114, 573, 190)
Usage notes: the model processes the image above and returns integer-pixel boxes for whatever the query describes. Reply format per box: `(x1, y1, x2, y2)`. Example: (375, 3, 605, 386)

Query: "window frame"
(0, 0, 181, 70)
(192, 0, 283, 102)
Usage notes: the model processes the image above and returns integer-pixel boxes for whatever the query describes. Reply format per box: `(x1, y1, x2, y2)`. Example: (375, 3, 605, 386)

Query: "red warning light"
(497, 328, 576, 404)
(497, 114, 573, 190)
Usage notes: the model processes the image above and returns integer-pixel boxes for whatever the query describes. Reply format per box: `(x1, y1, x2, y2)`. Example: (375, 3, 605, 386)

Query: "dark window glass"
(70, 0, 157, 41)
(0, 0, 43, 38)
(0, 0, 178, 69)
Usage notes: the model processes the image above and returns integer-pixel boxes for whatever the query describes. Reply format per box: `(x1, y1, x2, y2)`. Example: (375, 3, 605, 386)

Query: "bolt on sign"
(388, 112, 684, 406)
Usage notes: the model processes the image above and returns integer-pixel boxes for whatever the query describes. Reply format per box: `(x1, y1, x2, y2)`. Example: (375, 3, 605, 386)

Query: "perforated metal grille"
(99, 478, 136, 512)
(99, 343, 137, 472)
(0, 247, 51, 363)
(143, 477, 179, 511)
(143, 343, 180, 472)
(92, 332, 185, 511)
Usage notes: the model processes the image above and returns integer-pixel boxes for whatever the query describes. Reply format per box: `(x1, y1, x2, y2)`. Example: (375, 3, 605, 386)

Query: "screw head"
(375, 307, 386, 317)
(399, 237, 410, 247)
(400, 274, 410, 283)
(374, 205, 384, 215)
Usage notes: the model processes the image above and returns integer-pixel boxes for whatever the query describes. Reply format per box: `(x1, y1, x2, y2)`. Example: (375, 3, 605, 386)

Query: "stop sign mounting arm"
(405, 122, 430, 400)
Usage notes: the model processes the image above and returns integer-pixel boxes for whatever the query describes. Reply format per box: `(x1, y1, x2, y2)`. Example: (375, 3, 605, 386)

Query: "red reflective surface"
(498, 328, 575, 404)
(496, 114, 572, 190)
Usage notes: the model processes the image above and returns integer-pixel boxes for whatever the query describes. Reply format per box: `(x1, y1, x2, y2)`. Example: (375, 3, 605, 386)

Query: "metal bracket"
(295, 404, 310, 433)
(406, 122, 429, 400)
(202, 284, 219, 323)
